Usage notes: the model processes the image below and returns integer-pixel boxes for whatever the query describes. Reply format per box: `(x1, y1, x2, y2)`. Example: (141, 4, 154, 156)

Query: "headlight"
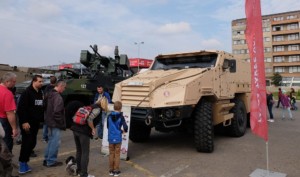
(164, 109, 175, 118)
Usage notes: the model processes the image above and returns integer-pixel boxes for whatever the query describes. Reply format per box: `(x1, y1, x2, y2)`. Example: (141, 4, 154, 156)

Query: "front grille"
(121, 85, 150, 106)
(131, 107, 148, 120)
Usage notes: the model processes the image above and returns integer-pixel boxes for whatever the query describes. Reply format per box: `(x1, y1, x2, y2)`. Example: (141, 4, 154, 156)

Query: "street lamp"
(134, 41, 144, 72)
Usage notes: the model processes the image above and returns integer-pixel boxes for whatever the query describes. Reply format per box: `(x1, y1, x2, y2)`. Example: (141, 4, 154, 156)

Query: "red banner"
(129, 58, 153, 68)
(245, 0, 268, 141)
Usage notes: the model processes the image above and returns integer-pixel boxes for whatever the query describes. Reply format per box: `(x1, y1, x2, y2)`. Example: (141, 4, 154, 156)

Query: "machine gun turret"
(80, 44, 131, 78)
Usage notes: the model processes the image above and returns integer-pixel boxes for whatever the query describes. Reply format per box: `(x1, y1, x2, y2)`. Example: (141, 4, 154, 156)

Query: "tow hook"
(145, 117, 152, 125)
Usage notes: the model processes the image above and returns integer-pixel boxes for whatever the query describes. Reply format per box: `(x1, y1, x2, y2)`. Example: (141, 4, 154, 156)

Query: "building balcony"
(273, 50, 300, 56)
(271, 29, 300, 36)
(271, 19, 300, 25)
(272, 39, 300, 46)
(273, 62, 300, 67)
(274, 72, 300, 78)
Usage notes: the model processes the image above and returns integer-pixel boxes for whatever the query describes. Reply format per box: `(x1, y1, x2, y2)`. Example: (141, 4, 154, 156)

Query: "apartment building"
(232, 10, 300, 86)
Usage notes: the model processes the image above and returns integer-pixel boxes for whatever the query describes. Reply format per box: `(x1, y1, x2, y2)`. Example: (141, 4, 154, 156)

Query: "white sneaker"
(88, 175, 95, 177)
(268, 119, 274, 122)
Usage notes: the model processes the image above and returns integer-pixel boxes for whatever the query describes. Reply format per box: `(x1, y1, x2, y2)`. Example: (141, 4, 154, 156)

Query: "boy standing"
(107, 101, 128, 176)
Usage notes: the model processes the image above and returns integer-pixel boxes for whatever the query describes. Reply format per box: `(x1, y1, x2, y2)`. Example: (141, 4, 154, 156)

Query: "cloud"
(156, 22, 191, 35)
(0, 0, 298, 67)
(262, 0, 300, 15)
(200, 39, 222, 50)
(212, 0, 300, 21)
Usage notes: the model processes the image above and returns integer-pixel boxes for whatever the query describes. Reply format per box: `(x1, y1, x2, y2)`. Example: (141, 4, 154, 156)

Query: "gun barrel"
(89, 45, 110, 67)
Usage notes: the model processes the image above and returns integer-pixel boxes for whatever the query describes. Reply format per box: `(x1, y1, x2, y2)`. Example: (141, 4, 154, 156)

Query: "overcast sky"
(0, 0, 299, 67)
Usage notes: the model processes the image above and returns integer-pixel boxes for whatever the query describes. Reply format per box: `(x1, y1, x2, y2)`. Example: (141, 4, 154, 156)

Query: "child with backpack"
(107, 101, 128, 176)
(70, 99, 104, 177)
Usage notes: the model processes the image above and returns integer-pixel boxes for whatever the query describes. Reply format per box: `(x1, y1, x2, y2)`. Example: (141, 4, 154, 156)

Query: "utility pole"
(134, 42, 144, 72)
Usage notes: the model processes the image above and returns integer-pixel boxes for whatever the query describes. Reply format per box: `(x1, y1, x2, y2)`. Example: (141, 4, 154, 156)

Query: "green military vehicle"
(62, 45, 132, 126)
(15, 45, 133, 127)
(113, 50, 251, 153)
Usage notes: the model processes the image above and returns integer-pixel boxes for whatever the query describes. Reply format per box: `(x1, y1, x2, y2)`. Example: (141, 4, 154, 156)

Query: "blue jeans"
(97, 112, 106, 138)
(44, 127, 61, 165)
(0, 118, 13, 152)
(267, 104, 274, 119)
(42, 124, 48, 141)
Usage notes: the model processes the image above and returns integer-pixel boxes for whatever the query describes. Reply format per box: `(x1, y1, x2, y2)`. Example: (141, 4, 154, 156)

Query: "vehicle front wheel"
(194, 99, 214, 153)
(227, 99, 247, 137)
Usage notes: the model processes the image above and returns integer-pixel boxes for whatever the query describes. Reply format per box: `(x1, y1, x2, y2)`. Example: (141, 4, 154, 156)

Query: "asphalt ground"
(12, 104, 300, 177)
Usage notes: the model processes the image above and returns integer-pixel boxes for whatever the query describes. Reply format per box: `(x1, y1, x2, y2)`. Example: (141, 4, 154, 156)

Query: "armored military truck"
(112, 50, 251, 153)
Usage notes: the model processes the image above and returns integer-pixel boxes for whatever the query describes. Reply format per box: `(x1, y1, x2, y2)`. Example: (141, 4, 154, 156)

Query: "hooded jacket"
(107, 111, 128, 144)
(17, 85, 44, 125)
(44, 89, 66, 130)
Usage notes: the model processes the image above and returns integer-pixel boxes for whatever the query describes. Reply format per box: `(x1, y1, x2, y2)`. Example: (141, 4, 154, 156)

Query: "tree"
(271, 72, 282, 86)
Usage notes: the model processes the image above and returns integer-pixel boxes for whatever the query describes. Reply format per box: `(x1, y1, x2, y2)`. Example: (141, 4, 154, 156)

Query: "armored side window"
(223, 59, 236, 73)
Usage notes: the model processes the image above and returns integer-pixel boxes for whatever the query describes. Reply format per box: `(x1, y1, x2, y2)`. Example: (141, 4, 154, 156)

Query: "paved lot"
(12, 105, 300, 177)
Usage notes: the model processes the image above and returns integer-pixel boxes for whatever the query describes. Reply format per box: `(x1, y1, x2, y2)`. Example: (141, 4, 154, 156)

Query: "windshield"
(151, 54, 218, 70)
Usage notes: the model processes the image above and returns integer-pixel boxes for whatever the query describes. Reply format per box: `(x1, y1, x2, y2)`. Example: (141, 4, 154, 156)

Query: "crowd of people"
(0, 72, 127, 177)
(267, 87, 297, 122)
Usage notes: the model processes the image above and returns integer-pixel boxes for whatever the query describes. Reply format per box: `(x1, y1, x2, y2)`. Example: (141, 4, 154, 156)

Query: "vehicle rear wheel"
(129, 121, 151, 142)
(227, 99, 247, 137)
(65, 100, 84, 128)
(194, 99, 214, 153)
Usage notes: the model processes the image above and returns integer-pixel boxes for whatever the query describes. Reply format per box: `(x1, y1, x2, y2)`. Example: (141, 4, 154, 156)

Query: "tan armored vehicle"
(113, 50, 251, 152)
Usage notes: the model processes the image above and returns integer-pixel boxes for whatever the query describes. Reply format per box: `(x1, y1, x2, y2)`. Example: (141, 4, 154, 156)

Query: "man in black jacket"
(17, 75, 44, 174)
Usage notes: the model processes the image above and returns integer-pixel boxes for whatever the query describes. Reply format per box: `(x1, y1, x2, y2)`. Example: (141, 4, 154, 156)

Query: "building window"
(265, 68, 273, 73)
(273, 25, 283, 31)
(264, 57, 272, 62)
(274, 46, 284, 52)
(273, 35, 284, 42)
(233, 50, 240, 54)
(287, 23, 299, 30)
(264, 47, 271, 53)
(274, 56, 284, 62)
(288, 45, 299, 51)
(288, 66, 300, 73)
(263, 27, 270, 32)
(264, 37, 270, 42)
(233, 39, 246, 45)
(236, 22, 245, 26)
(237, 30, 244, 35)
(273, 16, 284, 21)
(274, 67, 285, 73)
(232, 30, 244, 36)
(262, 18, 270, 23)
(288, 55, 300, 62)
(288, 34, 299, 41)
(245, 58, 250, 62)
(287, 15, 297, 20)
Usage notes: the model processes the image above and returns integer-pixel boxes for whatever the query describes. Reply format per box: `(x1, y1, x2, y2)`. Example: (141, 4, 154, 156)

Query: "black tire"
(65, 100, 84, 128)
(194, 99, 214, 153)
(129, 121, 151, 142)
(227, 99, 247, 137)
